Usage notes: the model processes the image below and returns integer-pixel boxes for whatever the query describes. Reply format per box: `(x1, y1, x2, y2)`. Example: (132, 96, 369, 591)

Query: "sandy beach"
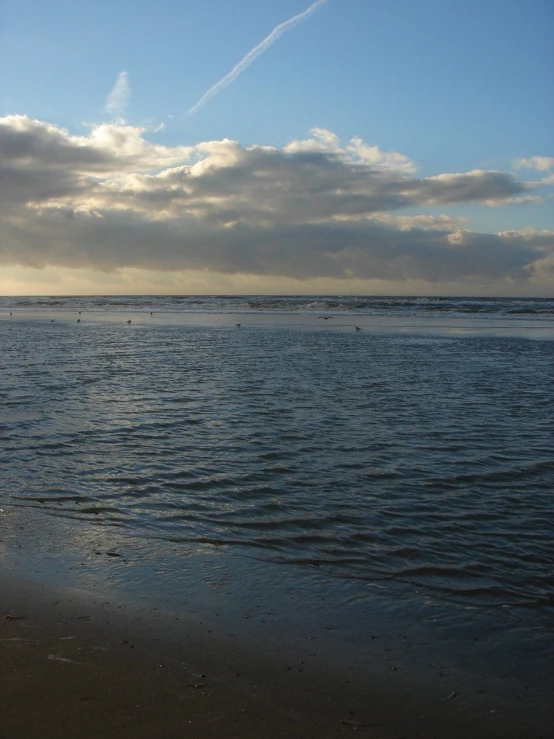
(1, 304, 553, 738)
(2, 533, 553, 739)
(2, 581, 551, 739)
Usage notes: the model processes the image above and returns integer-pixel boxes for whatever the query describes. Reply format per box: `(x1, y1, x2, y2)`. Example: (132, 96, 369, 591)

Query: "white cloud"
(0, 115, 193, 175)
(284, 128, 417, 174)
(1, 115, 552, 287)
(513, 156, 554, 172)
(367, 213, 467, 231)
(105, 71, 131, 119)
(512, 156, 554, 187)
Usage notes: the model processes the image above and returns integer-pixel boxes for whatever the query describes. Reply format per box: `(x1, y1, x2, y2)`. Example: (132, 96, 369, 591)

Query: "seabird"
(77, 319, 81, 323)
(236, 323, 241, 327)
(150, 311, 153, 315)
(354, 326, 362, 331)
(127, 319, 132, 324)
(317, 316, 334, 320)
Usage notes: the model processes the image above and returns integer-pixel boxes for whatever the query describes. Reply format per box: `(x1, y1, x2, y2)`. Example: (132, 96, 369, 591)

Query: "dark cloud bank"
(1, 116, 552, 286)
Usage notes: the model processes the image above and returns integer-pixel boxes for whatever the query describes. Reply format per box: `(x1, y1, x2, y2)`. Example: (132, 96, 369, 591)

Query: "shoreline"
(1, 308, 553, 339)
(2, 527, 553, 739)
(2, 307, 553, 736)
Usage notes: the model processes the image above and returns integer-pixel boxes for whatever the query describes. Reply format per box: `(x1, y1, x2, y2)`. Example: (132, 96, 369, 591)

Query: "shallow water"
(1, 310, 553, 632)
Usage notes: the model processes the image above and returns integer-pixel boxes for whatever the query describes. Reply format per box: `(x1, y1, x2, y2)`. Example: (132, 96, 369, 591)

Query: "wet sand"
(2, 567, 552, 739)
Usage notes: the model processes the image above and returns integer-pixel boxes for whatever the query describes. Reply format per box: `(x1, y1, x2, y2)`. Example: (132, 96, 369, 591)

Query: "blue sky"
(1, 0, 553, 295)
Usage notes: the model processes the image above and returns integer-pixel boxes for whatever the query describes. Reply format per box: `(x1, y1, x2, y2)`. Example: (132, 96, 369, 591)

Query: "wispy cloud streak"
(105, 71, 131, 119)
(189, 0, 327, 115)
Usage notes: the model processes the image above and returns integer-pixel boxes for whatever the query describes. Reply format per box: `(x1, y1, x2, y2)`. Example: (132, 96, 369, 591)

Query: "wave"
(2, 294, 554, 319)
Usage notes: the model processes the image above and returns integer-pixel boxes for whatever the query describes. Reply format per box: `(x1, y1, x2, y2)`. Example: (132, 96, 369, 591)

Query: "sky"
(1, 0, 553, 296)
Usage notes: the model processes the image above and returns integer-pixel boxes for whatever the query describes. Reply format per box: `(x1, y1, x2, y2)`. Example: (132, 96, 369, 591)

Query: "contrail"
(105, 71, 131, 119)
(189, 0, 328, 115)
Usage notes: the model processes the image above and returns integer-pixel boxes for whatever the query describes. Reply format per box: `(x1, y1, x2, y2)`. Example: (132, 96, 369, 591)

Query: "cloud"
(0, 115, 192, 171)
(512, 156, 554, 187)
(189, 0, 327, 114)
(284, 128, 417, 174)
(1, 116, 552, 287)
(105, 71, 131, 119)
(513, 156, 554, 172)
(484, 195, 544, 207)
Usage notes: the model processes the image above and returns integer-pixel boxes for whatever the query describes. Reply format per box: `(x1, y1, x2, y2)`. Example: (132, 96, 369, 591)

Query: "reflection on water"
(1, 320, 553, 625)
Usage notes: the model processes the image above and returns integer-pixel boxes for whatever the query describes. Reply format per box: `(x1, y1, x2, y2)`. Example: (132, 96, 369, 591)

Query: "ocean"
(2, 293, 554, 317)
(1, 295, 553, 702)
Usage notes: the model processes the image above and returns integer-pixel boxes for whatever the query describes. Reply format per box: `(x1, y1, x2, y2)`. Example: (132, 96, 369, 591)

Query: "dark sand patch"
(1, 572, 552, 739)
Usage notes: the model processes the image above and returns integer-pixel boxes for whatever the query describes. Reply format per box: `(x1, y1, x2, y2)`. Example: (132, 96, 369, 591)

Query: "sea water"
(1, 296, 553, 685)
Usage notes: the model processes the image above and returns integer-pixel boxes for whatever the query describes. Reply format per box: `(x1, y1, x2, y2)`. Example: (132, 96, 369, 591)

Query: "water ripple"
(1, 322, 553, 620)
